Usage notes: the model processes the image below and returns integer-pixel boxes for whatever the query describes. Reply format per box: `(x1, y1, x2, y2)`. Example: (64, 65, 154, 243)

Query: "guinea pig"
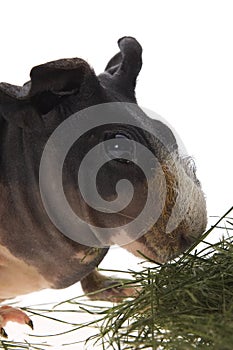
(0, 36, 207, 314)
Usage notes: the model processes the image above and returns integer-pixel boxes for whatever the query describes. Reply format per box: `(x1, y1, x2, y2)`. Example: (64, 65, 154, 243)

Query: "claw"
(0, 327, 8, 339)
(0, 306, 33, 338)
(26, 319, 34, 330)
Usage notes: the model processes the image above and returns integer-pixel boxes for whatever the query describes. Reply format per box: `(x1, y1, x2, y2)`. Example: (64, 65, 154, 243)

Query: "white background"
(0, 1, 232, 349)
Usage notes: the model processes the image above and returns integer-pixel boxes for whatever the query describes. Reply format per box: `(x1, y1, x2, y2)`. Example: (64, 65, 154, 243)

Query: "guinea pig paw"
(0, 306, 33, 338)
(95, 278, 140, 303)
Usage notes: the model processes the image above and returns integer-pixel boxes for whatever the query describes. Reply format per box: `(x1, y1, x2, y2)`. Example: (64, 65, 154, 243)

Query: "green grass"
(1, 206, 233, 349)
(82, 206, 233, 349)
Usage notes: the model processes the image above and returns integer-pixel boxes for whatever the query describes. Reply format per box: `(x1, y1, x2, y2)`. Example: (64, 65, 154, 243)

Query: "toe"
(0, 306, 33, 333)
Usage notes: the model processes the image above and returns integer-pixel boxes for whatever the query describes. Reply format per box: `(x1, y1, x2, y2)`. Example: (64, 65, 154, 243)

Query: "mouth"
(122, 225, 200, 264)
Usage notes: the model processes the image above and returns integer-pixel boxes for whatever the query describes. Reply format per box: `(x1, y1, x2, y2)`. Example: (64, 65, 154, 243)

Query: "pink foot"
(0, 306, 33, 338)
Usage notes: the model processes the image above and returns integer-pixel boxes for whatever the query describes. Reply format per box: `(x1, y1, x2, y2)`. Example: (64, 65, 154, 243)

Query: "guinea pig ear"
(0, 82, 43, 130)
(0, 58, 97, 130)
(104, 36, 142, 93)
(29, 58, 94, 97)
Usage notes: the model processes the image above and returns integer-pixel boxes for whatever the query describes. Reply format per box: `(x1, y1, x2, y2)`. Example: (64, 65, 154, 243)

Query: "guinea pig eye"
(104, 133, 136, 163)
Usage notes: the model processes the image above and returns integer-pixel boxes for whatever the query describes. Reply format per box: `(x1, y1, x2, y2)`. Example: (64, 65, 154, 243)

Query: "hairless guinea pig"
(0, 37, 207, 337)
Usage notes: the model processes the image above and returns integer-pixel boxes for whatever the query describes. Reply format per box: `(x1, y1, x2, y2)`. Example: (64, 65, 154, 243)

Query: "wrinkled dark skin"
(0, 37, 207, 302)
